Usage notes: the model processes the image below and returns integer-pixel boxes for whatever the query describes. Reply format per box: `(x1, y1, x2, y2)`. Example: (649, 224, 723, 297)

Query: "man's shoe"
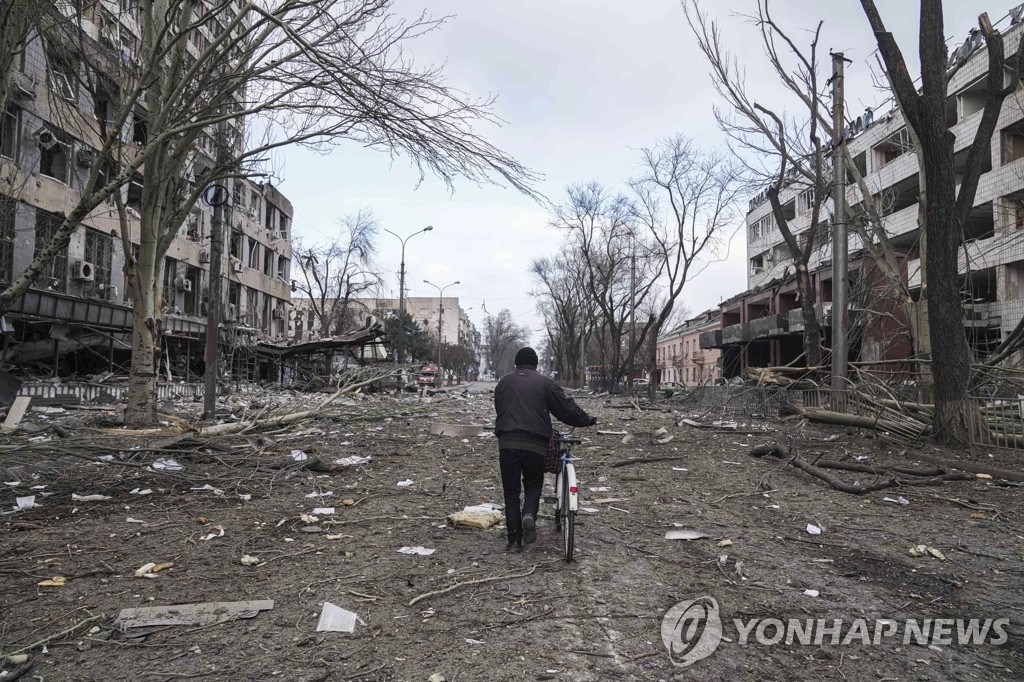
(522, 515, 537, 544)
(505, 538, 522, 552)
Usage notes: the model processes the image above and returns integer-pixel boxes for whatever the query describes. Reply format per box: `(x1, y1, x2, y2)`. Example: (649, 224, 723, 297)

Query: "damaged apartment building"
(702, 10, 1024, 379)
(0, 2, 294, 383)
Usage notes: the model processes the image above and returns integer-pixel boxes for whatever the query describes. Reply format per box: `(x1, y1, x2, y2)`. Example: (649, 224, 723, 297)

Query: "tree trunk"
(922, 135, 970, 445)
(125, 315, 159, 425)
(123, 206, 165, 426)
(795, 263, 822, 367)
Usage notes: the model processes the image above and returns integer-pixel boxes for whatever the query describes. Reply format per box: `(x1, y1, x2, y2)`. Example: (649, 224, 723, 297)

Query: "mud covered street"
(1, 384, 1022, 681)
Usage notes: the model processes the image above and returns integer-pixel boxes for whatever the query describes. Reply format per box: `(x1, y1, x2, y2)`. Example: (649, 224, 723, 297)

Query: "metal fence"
(966, 397, 1024, 451)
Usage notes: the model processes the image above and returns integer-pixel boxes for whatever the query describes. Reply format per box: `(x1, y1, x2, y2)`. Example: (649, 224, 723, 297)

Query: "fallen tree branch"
(749, 444, 972, 494)
(4, 614, 105, 657)
(197, 388, 347, 437)
(408, 564, 541, 606)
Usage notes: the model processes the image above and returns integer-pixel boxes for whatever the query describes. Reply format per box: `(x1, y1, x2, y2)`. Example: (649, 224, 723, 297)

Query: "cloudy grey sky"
(278, 0, 1012, 339)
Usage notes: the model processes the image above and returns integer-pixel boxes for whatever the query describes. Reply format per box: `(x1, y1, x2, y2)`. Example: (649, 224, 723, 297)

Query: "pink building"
(657, 310, 722, 386)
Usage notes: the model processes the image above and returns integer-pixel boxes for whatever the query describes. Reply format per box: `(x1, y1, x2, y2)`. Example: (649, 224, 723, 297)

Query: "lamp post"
(383, 226, 433, 364)
(423, 279, 459, 383)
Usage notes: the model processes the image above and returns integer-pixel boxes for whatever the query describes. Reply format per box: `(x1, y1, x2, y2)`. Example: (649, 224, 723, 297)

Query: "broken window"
(230, 230, 242, 259)
(0, 194, 16, 283)
(872, 129, 911, 170)
(46, 47, 78, 102)
(39, 129, 72, 184)
(278, 213, 288, 238)
(246, 287, 259, 326)
(85, 228, 113, 286)
(247, 237, 259, 269)
(1002, 121, 1024, 164)
(265, 202, 276, 231)
(34, 208, 68, 292)
(163, 257, 178, 310)
(0, 107, 19, 160)
(132, 109, 148, 145)
(263, 248, 274, 275)
(126, 172, 143, 211)
(184, 265, 201, 315)
(277, 254, 288, 279)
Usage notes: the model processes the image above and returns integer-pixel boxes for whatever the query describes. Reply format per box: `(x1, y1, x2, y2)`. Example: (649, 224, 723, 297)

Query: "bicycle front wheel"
(561, 473, 575, 562)
(554, 469, 563, 532)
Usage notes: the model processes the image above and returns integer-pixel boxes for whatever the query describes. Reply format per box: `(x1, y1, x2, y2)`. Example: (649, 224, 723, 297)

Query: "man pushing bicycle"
(494, 347, 597, 552)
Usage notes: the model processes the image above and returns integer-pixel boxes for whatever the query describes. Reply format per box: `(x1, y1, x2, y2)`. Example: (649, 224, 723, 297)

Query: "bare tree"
(684, 1, 833, 368)
(292, 209, 380, 337)
(7, 0, 537, 425)
(859, 1, 1023, 444)
(484, 308, 529, 377)
(530, 244, 595, 387)
(629, 135, 744, 395)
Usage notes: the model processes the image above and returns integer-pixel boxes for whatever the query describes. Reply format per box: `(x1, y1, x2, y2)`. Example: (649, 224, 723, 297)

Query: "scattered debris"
(312, 507, 335, 515)
(597, 430, 627, 435)
(429, 423, 485, 437)
(398, 546, 436, 556)
(316, 602, 364, 633)
(290, 450, 309, 461)
(199, 525, 225, 541)
(665, 530, 710, 541)
(115, 600, 274, 629)
(883, 496, 910, 506)
(448, 504, 504, 529)
(909, 545, 946, 560)
(803, 589, 820, 597)
(465, 638, 486, 646)
(36, 576, 66, 587)
(621, 434, 634, 445)
(397, 479, 415, 487)
(335, 455, 371, 467)
(150, 458, 184, 472)
(717, 539, 733, 547)
(71, 493, 111, 502)
(134, 562, 173, 578)
(191, 484, 225, 495)
(12, 496, 35, 511)
(428, 674, 447, 682)
(806, 524, 823, 535)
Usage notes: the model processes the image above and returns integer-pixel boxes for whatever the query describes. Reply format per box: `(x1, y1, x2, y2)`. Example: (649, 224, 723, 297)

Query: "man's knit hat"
(514, 347, 539, 368)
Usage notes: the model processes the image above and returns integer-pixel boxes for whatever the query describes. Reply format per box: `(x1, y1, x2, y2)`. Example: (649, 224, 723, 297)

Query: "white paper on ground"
(335, 455, 371, 466)
(150, 458, 183, 471)
(397, 480, 414, 487)
(315, 602, 365, 633)
(312, 507, 335, 515)
(806, 524, 823, 535)
(665, 529, 710, 541)
(290, 450, 308, 461)
(14, 495, 35, 510)
(397, 546, 435, 556)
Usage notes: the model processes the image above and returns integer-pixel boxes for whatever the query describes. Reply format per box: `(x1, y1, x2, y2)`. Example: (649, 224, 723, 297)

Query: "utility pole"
(830, 52, 849, 392)
(423, 278, 459, 384)
(203, 120, 228, 419)
(627, 231, 636, 393)
(384, 226, 433, 364)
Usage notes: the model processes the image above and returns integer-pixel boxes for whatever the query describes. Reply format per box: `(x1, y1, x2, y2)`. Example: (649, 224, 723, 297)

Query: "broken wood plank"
(2, 396, 31, 431)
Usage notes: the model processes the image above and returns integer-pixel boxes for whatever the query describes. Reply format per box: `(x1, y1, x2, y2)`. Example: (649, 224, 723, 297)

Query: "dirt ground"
(1, 383, 1022, 681)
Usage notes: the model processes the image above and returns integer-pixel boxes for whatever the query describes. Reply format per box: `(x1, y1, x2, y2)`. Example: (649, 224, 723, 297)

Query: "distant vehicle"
(418, 365, 441, 388)
(631, 378, 649, 393)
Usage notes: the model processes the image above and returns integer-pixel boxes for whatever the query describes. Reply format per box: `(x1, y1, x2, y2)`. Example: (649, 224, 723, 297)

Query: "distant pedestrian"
(493, 347, 596, 552)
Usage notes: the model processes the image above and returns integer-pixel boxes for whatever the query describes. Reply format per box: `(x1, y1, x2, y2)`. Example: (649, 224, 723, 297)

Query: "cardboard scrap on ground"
(397, 546, 436, 556)
(334, 455, 371, 467)
(115, 600, 274, 630)
(72, 493, 112, 502)
(316, 602, 365, 633)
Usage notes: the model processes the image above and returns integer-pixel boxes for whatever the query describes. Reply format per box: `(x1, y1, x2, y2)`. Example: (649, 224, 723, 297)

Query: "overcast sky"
(278, 0, 1013, 340)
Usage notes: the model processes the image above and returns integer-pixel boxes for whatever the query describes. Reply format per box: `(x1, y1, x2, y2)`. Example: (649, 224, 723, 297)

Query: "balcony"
(721, 322, 750, 345)
(699, 329, 723, 349)
(690, 350, 709, 364)
(749, 314, 789, 339)
(787, 304, 832, 333)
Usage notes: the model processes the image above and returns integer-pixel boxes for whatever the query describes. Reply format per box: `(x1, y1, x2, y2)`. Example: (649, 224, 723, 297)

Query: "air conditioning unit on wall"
(73, 261, 96, 282)
(199, 250, 211, 263)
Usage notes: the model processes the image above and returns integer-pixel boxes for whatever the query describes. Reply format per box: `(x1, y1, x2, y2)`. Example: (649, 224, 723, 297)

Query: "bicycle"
(553, 430, 583, 562)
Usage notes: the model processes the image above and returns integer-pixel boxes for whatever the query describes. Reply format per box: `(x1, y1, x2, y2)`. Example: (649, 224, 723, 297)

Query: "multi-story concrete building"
(657, 310, 722, 385)
(702, 11, 1024, 377)
(1, 2, 293, 380)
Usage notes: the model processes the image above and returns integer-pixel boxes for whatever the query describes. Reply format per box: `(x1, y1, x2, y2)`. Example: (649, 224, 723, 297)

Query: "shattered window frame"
(33, 208, 68, 293)
(0, 194, 16, 283)
(85, 228, 113, 287)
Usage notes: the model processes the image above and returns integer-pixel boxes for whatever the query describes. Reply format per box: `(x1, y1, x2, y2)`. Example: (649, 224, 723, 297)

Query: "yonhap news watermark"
(661, 595, 1010, 668)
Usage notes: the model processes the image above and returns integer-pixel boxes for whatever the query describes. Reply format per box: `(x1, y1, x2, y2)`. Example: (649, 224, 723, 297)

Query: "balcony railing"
(749, 314, 789, 339)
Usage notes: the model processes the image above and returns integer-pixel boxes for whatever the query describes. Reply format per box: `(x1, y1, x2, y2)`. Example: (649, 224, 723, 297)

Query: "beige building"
(1, 1, 293, 379)
(657, 310, 722, 386)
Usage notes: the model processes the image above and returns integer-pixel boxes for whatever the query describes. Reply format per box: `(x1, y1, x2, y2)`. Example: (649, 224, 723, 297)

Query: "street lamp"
(423, 279, 459, 383)
(382, 226, 433, 364)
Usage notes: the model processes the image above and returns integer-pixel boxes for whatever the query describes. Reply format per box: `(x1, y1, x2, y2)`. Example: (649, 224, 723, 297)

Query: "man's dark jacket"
(494, 367, 594, 456)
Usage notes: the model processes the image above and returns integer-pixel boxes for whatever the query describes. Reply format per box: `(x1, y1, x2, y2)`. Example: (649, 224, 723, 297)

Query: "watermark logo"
(660, 596, 723, 667)
(661, 595, 1009, 667)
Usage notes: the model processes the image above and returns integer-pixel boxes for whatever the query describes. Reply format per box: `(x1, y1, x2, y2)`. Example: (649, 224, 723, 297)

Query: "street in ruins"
(1, 383, 1021, 681)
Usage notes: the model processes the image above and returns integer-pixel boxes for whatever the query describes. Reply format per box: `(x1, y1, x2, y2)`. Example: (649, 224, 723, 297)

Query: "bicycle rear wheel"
(561, 473, 575, 563)
(554, 468, 563, 532)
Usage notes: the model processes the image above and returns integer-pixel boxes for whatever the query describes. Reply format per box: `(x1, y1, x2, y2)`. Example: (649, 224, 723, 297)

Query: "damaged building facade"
(1, 2, 294, 383)
(701, 12, 1024, 378)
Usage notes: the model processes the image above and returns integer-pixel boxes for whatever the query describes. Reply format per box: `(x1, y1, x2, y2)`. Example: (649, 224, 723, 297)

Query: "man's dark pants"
(499, 448, 545, 540)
